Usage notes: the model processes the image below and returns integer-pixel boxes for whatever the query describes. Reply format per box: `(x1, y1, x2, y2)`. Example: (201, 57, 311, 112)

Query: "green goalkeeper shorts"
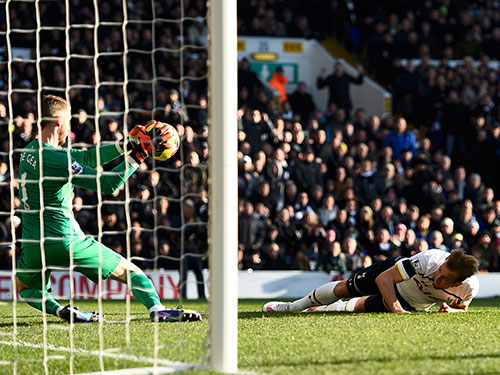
(17, 236, 122, 290)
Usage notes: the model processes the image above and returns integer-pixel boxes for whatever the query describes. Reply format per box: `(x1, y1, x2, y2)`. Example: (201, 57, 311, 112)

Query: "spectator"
(316, 62, 364, 116)
(470, 233, 493, 271)
(262, 242, 288, 270)
(440, 217, 456, 249)
(415, 214, 431, 241)
(414, 238, 429, 253)
(316, 240, 347, 274)
(179, 199, 207, 299)
(357, 205, 375, 250)
(293, 147, 323, 194)
(238, 57, 263, 97)
(464, 173, 486, 209)
(268, 66, 288, 104)
(382, 117, 417, 159)
(392, 223, 407, 247)
(488, 237, 500, 272)
(297, 211, 326, 264)
(441, 90, 467, 160)
(342, 236, 364, 272)
(401, 228, 417, 257)
(274, 207, 300, 255)
(242, 109, 274, 154)
(428, 230, 449, 252)
(368, 228, 400, 262)
(288, 81, 316, 123)
(317, 194, 338, 227)
(376, 205, 396, 236)
(239, 201, 265, 254)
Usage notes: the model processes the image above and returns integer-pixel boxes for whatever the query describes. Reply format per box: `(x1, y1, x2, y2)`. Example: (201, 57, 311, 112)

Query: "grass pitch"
(0, 299, 500, 375)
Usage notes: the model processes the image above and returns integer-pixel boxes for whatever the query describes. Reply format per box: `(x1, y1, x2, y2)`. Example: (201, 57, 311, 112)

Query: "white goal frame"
(208, 0, 238, 372)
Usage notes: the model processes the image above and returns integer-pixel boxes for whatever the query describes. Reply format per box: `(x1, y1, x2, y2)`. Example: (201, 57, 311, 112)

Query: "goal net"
(0, 0, 237, 374)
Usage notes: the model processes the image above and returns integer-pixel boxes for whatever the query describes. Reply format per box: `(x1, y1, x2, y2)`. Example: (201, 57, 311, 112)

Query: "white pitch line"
(74, 366, 199, 375)
(0, 339, 205, 371)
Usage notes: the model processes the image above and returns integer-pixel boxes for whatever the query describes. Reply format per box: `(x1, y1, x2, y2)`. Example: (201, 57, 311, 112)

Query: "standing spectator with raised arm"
(316, 62, 364, 117)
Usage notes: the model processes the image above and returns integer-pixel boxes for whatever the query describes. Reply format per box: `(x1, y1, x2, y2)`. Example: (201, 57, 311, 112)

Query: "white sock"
(149, 305, 166, 313)
(56, 306, 64, 317)
(289, 281, 340, 312)
(305, 300, 347, 312)
(345, 297, 360, 312)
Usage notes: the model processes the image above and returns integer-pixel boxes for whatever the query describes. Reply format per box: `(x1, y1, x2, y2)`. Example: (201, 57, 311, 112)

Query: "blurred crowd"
(1, 0, 500, 282)
(234, 0, 500, 273)
(235, 88, 500, 273)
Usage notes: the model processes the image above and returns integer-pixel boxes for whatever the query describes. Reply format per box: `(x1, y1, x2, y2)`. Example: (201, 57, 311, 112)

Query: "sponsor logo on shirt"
(71, 161, 84, 175)
(411, 258, 422, 271)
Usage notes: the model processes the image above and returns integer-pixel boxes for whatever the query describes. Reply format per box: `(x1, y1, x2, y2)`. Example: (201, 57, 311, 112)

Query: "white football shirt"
(394, 249, 480, 311)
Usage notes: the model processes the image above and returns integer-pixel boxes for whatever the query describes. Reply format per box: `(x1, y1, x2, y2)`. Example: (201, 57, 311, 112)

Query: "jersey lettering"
(20, 151, 37, 169)
(20, 171, 30, 210)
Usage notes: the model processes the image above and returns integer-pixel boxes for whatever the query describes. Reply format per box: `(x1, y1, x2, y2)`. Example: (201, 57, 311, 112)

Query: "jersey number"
(20, 171, 30, 210)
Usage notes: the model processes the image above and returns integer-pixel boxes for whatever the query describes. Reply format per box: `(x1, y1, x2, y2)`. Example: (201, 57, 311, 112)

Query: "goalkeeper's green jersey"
(19, 140, 137, 247)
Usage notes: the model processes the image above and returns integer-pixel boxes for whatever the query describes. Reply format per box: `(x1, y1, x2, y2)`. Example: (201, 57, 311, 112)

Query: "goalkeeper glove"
(128, 120, 176, 163)
(128, 124, 151, 163)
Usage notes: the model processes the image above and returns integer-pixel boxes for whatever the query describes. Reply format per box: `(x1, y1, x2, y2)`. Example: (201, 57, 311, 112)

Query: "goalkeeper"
(16, 95, 201, 323)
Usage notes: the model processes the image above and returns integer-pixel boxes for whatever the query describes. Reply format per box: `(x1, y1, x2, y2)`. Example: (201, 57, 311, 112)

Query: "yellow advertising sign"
(283, 42, 302, 53)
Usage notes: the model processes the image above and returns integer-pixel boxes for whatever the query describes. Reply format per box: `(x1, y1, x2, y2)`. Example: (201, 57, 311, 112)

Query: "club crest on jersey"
(411, 258, 422, 271)
(71, 161, 84, 175)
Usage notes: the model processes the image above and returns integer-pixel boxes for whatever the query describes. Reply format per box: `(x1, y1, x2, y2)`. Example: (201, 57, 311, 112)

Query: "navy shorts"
(346, 257, 414, 312)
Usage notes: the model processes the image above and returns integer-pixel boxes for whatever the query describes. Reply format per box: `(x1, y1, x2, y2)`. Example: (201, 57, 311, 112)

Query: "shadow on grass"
(261, 351, 500, 368)
(0, 321, 40, 328)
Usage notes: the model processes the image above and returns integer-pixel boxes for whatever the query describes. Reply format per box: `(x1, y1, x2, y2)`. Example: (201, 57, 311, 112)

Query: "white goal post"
(207, 0, 238, 372)
(1, 0, 239, 373)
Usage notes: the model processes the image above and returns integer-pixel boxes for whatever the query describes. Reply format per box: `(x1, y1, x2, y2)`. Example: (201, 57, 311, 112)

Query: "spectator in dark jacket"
(238, 57, 262, 97)
(316, 62, 364, 116)
(292, 147, 323, 194)
(441, 90, 467, 160)
(288, 81, 316, 123)
(316, 240, 347, 274)
(239, 201, 265, 254)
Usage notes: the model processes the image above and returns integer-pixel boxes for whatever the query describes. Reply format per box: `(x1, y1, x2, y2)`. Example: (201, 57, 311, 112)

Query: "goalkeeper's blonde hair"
(41, 94, 68, 129)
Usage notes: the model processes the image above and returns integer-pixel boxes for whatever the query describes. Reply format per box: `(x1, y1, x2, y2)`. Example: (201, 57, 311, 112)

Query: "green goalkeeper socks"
(130, 271, 162, 310)
(20, 288, 62, 316)
(20, 273, 162, 314)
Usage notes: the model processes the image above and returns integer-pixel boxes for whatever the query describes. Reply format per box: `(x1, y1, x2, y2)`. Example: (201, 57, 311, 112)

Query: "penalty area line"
(0, 339, 205, 372)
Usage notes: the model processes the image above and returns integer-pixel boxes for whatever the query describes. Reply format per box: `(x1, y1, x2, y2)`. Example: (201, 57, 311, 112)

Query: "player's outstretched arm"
(69, 143, 125, 167)
(46, 121, 177, 194)
(71, 154, 140, 194)
(375, 266, 410, 314)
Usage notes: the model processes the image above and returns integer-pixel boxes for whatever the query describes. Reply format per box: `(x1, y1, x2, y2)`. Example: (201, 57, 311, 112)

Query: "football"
(145, 120, 180, 161)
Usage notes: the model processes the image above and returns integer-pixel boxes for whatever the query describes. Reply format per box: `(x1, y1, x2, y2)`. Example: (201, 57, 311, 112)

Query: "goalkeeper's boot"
(57, 305, 103, 323)
(150, 305, 203, 323)
(262, 301, 291, 312)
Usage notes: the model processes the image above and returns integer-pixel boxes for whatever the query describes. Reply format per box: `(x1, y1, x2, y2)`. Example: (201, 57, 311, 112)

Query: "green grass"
(1, 299, 500, 374)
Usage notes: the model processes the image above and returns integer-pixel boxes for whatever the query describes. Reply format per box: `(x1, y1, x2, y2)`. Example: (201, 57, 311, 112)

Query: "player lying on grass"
(263, 249, 479, 313)
(16, 94, 201, 323)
